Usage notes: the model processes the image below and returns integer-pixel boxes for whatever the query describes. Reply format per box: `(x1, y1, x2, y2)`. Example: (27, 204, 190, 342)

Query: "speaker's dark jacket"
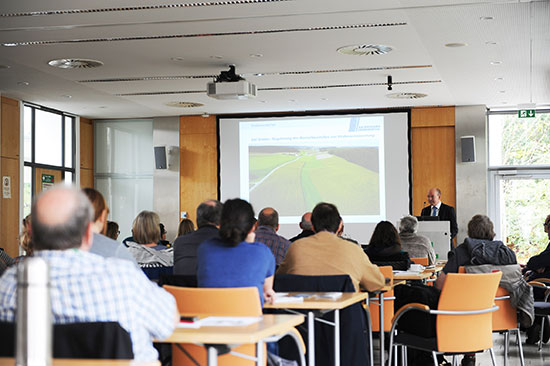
(421, 202, 458, 239)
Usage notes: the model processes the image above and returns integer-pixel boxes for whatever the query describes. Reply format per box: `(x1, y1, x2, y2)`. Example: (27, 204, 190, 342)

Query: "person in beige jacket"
(277, 202, 385, 292)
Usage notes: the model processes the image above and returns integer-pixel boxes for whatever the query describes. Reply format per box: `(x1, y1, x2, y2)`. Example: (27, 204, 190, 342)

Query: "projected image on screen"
(240, 116, 385, 219)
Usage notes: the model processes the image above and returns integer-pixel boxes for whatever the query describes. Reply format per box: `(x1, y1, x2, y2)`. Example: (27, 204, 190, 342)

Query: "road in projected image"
(249, 145, 379, 216)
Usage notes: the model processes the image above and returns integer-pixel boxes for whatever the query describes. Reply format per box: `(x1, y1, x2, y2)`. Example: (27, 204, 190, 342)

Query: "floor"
(373, 331, 550, 365)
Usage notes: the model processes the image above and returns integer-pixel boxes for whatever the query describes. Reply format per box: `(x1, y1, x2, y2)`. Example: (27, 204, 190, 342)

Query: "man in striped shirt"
(254, 207, 291, 265)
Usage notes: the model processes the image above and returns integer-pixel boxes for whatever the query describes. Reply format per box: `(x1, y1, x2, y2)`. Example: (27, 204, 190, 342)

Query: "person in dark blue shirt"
(197, 198, 276, 307)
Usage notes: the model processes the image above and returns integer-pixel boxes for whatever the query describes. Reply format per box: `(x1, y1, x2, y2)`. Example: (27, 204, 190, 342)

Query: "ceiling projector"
(207, 65, 257, 100)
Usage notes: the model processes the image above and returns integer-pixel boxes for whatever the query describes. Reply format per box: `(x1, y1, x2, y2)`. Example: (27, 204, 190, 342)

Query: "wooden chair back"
(368, 266, 394, 332)
(411, 257, 429, 266)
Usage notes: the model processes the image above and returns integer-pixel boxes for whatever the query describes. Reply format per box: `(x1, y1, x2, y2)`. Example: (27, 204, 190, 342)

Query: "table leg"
(380, 293, 385, 366)
(207, 346, 218, 366)
(334, 309, 340, 366)
(256, 340, 264, 366)
(308, 311, 315, 366)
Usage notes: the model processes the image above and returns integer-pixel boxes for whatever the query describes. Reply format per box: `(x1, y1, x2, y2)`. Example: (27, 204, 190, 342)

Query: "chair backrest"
(273, 274, 354, 292)
(0, 321, 133, 359)
(458, 266, 518, 330)
(411, 257, 429, 266)
(369, 266, 394, 332)
(436, 272, 502, 352)
(163, 285, 262, 317)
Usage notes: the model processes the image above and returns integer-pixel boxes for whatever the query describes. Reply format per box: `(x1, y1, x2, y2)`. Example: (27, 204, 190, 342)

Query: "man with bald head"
(421, 187, 458, 245)
(174, 199, 223, 275)
(289, 212, 314, 242)
(255, 207, 291, 265)
(0, 185, 177, 361)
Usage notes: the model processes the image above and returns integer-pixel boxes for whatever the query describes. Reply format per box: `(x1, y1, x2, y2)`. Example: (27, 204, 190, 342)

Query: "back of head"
(311, 203, 341, 233)
(467, 214, 495, 241)
(219, 199, 255, 247)
(32, 185, 94, 251)
(300, 212, 313, 231)
(132, 211, 161, 244)
(177, 218, 195, 236)
(82, 188, 107, 222)
(196, 199, 223, 228)
(105, 221, 119, 240)
(258, 207, 278, 229)
(399, 215, 418, 234)
(369, 221, 401, 247)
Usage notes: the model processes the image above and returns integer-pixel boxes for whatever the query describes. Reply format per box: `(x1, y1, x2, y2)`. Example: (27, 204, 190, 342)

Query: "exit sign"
(518, 109, 536, 118)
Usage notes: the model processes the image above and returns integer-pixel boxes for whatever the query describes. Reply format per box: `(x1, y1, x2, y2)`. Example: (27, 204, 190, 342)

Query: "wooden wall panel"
(80, 118, 94, 171)
(411, 107, 454, 128)
(80, 168, 94, 188)
(180, 116, 218, 225)
(1, 157, 20, 257)
(1, 97, 20, 159)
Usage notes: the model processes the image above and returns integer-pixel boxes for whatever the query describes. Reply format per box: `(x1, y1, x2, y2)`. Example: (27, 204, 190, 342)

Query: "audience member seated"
(106, 221, 120, 241)
(82, 188, 137, 266)
(0, 249, 14, 276)
(337, 219, 359, 245)
(255, 207, 291, 265)
(159, 223, 171, 247)
(126, 211, 173, 270)
(364, 221, 413, 270)
(173, 199, 222, 275)
(434, 214, 518, 366)
(13, 214, 33, 265)
(524, 214, 550, 280)
(289, 212, 314, 242)
(177, 218, 195, 237)
(197, 198, 276, 306)
(278, 202, 385, 292)
(398, 215, 436, 265)
(0, 185, 177, 361)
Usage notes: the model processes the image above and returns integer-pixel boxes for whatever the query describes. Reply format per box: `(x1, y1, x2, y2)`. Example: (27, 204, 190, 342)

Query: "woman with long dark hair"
(364, 220, 412, 270)
(197, 198, 276, 305)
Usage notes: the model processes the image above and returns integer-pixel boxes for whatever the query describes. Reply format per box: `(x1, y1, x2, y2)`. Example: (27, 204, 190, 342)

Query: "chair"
(527, 279, 550, 351)
(459, 266, 525, 366)
(368, 266, 394, 333)
(388, 272, 502, 366)
(411, 257, 429, 266)
(273, 274, 368, 366)
(163, 285, 305, 366)
(0, 321, 133, 359)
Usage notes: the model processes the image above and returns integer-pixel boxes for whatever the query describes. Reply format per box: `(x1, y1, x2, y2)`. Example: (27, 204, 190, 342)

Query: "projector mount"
(215, 65, 244, 83)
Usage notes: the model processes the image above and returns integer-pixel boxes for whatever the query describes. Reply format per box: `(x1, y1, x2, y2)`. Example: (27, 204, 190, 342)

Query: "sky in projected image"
(239, 116, 386, 223)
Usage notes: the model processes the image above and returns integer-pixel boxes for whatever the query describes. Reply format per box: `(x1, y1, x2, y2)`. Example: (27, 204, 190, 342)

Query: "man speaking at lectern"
(421, 188, 458, 246)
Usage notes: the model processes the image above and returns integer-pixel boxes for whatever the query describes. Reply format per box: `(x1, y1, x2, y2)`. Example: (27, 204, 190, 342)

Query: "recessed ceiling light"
(61, 95, 72, 99)
(249, 53, 263, 58)
(2, 43, 17, 47)
(254, 73, 264, 77)
(170, 57, 185, 62)
(495, 77, 504, 81)
(485, 41, 497, 45)
(288, 99, 296, 102)
(480, 16, 494, 21)
(0, 64, 11, 69)
(17, 81, 29, 86)
(165, 101, 204, 108)
(490, 61, 502, 65)
(386, 92, 427, 99)
(259, 100, 267, 103)
(201, 113, 210, 118)
(48, 58, 104, 69)
(445, 42, 468, 48)
(499, 90, 506, 94)
(98, 106, 107, 109)
(209, 55, 223, 60)
(337, 44, 393, 56)
(321, 98, 328, 101)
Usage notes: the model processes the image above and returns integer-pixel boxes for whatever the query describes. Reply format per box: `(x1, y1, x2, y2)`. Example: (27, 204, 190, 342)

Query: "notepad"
(273, 295, 305, 304)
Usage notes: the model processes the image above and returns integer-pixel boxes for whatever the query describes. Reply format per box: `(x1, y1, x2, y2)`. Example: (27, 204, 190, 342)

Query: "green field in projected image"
(249, 147, 380, 216)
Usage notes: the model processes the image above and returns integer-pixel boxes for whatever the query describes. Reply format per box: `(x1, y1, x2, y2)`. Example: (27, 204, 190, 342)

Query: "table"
(264, 292, 368, 366)
(161, 314, 304, 366)
(368, 280, 405, 366)
(393, 271, 433, 281)
(0, 359, 159, 366)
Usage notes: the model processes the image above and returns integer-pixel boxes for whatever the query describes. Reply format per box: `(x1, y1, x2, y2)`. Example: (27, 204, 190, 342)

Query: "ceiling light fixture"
(0, 64, 10, 69)
(170, 57, 185, 62)
(495, 77, 504, 81)
(490, 61, 502, 65)
(386, 92, 427, 99)
(17, 81, 29, 86)
(480, 16, 494, 21)
(485, 41, 497, 45)
(61, 95, 72, 98)
(249, 53, 263, 58)
(210, 55, 223, 60)
(165, 101, 204, 108)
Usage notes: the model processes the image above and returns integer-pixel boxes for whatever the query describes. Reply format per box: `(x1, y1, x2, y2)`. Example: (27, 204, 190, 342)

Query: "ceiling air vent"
(165, 101, 204, 108)
(48, 58, 104, 69)
(386, 92, 427, 99)
(337, 44, 393, 56)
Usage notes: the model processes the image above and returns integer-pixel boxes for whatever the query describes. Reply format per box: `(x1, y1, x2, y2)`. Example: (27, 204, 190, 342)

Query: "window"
(23, 105, 76, 217)
(488, 110, 550, 263)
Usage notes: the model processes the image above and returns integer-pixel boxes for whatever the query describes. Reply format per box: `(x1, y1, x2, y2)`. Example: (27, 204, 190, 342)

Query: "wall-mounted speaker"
(460, 136, 476, 163)
(154, 146, 167, 169)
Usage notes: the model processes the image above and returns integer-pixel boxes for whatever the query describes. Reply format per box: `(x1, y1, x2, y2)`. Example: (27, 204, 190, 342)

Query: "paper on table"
(273, 295, 305, 304)
(313, 292, 342, 300)
(199, 316, 262, 327)
(177, 321, 202, 329)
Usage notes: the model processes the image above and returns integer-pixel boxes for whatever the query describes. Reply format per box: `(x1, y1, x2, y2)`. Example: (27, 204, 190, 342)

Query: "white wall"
(153, 116, 180, 243)
(454, 105, 488, 244)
